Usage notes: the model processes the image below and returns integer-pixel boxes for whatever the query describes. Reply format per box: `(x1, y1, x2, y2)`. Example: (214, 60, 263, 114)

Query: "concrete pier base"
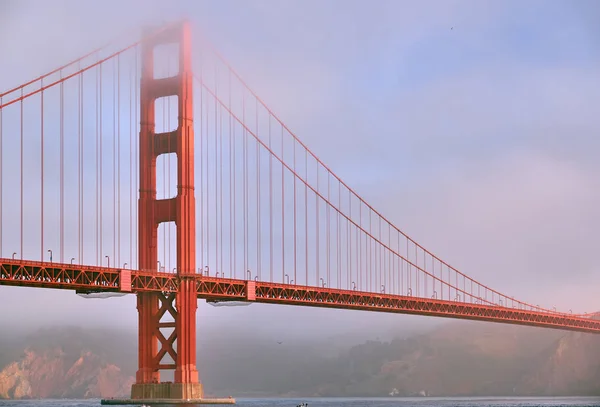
(101, 383, 235, 405)
(101, 398, 235, 405)
(130, 383, 205, 400)
(100, 398, 235, 406)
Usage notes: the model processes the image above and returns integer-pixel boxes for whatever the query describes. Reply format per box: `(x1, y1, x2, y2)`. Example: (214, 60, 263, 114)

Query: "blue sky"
(0, 0, 599, 340)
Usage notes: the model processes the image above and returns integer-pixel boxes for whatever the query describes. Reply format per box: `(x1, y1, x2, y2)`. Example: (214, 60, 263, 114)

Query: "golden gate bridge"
(0, 20, 597, 405)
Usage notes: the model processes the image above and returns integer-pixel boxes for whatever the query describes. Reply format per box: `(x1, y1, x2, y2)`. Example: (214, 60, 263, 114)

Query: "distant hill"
(2, 321, 600, 398)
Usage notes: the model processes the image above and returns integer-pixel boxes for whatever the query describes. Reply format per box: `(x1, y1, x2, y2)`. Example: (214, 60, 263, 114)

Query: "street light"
(246, 269, 251, 280)
(70, 258, 75, 264)
(12, 252, 16, 259)
(290, 280, 294, 285)
(352, 281, 356, 290)
(381, 285, 385, 294)
(123, 263, 128, 269)
(47, 249, 53, 262)
(157, 261, 161, 271)
(105, 255, 110, 268)
(285, 274, 289, 284)
(320, 277, 324, 287)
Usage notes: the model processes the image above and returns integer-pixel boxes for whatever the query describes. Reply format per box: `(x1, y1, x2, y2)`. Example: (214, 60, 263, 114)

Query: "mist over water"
(2, 398, 600, 407)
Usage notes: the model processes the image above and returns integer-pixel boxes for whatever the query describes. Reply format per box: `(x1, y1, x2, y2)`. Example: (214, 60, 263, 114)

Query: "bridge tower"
(131, 20, 202, 401)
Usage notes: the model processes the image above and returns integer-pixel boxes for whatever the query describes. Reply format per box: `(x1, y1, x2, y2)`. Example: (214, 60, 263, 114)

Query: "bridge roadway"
(2, 257, 599, 334)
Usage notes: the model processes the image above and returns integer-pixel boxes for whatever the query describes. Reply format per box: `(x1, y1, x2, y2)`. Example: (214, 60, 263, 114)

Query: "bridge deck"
(2, 258, 599, 334)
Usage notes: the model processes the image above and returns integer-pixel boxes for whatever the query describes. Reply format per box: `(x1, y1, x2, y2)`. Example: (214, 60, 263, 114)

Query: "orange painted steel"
(2, 258, 599, 334)
(137, 19, 199, 389)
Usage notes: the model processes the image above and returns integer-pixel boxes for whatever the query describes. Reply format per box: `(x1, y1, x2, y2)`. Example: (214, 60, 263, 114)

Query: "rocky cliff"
(0, 348, 133, 399)
(0, 327, 134, 399)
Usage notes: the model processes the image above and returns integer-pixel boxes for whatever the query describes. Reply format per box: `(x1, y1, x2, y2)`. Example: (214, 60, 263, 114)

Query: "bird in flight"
(277, 341, 283, 345)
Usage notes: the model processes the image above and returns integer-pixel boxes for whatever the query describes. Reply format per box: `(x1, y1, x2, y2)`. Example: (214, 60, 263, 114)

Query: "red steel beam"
(2, 258, 600, 334)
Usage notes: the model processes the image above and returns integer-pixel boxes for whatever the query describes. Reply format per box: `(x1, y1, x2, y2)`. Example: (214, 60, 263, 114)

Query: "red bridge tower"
(131, 20, 203, 402)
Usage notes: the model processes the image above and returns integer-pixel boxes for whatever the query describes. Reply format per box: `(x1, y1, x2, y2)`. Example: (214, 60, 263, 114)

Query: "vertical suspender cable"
(305, 149, 308, 286)
(135, 46, 139, 269)
(113, 59, 117, 266)
(80, 63, 84, 264)
(199, 67, 204, 271)
(280, 124, 284, 282)
(229, 70, 233, 278)
(0, 97, 3, 256)
(60, 72, 65, 262)
(40, 79, 44, 260)
(220, 77, 224, 278)
(316, 164, 319, 285)
(0, 96, 2, 256)
(269, 115, 273, 282)
(293, 135, 296, 284)
(214, 66, 219, 275)
(256, 99, 260, 280)
(129, 59, 133, 268)
(117, 54, 121, 267)
(100, 64, 104, 265)
(96, 64, 100, 265)
(20, 89, 24, 259)
(243, 91, 247, 276)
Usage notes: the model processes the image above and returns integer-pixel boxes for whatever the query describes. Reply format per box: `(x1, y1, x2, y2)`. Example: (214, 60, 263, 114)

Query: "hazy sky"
(1, 0, 599, 341)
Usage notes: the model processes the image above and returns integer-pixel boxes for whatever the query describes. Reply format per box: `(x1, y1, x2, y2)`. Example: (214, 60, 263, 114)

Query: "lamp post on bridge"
(285, 274, 289, 284)
(352, 281, 356, 290)
(105, 255, 110, 268)
(71, 257, 75, 265)
(123, 263, 128, 269)
(12, 252, 16, 259)
(47, 249, 52, 263)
